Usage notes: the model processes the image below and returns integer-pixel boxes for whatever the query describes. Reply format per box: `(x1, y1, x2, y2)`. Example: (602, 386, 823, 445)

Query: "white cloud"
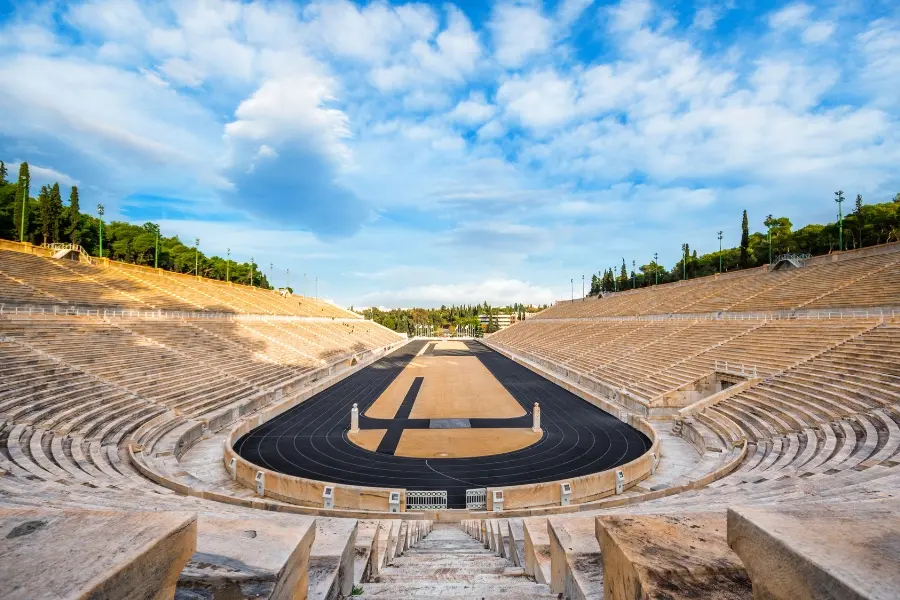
(768, 3, 812, 30)
(497, 70, 576, 129)
(360, 278, 556, 307)
(225, 72, 351, 163)
(67, 0, 150, 39)
(802, 20, 836, 44)
(490, 3, 553, 68)
(158, 57, 205, 87)
(448, 91, 495, 125)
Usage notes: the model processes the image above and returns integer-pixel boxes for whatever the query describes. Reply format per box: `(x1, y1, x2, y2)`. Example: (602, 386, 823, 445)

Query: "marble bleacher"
(537, 245, 900, 319)
(0, 248, 356, 317)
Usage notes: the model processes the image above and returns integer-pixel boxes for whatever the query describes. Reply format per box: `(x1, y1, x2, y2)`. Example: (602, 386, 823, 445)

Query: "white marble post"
(532, 402, 542, 433)
(351, 403, 359, 434)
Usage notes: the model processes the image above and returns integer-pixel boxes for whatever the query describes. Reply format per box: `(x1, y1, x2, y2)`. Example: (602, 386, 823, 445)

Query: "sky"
(0, 0, 898, 308)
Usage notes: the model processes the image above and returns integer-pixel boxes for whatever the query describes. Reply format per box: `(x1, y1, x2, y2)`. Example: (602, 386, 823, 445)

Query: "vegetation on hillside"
(589, 194, 900, 294)
(358, 303, 546, 336)
(0, 161, 271, 288)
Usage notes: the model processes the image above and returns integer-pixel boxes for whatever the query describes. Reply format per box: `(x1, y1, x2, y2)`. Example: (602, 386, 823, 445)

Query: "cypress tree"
(0, 161, 7, 185)
(739, 209, 750, 268)
(14, 162, 30, 241)
(68, 186, 81, 244)
(38, 185, 53, 244)
(49, 183, 63, 243)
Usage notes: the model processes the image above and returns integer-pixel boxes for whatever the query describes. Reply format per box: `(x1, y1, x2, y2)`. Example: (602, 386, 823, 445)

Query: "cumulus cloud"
(2, 0, 898, 308)
(359, 278, 557, 307)
(490, 3, 553, 68)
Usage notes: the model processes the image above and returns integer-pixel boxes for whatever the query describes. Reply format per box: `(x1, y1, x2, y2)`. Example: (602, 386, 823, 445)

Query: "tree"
(618, 259, 628, 289)
(854, 194, 864, 249)
(0, 161, 6, 185)
(13, 162, 29, 241)
(68, 186, 81, 244)
(49, 183, 63, 243)
(739, 209, 750, 268)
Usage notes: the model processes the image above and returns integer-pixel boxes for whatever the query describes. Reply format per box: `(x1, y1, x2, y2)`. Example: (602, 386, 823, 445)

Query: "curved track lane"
(234, 340, 651, 508)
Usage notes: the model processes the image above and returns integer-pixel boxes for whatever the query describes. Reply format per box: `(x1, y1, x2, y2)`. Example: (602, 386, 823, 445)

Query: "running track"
(234, 339, 651, 508)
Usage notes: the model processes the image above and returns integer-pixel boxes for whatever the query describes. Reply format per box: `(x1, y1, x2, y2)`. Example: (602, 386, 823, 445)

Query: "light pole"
(613, 267, 617, 292)
(315, 277, 318, 300)
(250, 256, 254, 286)
(19, 172, 28, 243)
(226, 248, 230, 282)
(269, 262, 273, 289)
(194, 238, 200, 276)
(682, 244, 687, 280)
(632, 260, 636, 288)
(581, 274, 584, 301)
(97, 204, 104, 258)
(766, 215, 773, 265)
(718, 231, 723, 273)
(653, 252, 658, 285)
(153, 224, 159, 269)
(286, 268, 290, 290)
(570, 278, 573, 301)
(834, 191, 845, 251)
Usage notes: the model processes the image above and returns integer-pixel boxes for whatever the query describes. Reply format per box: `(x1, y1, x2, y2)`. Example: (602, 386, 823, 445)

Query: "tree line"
(358, 302, 547, 335)
(0, 161, 271, 289)
(589, 193, 900, 295)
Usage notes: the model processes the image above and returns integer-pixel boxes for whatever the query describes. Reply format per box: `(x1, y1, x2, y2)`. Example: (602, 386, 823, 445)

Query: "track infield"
(234, 339, 651, 508)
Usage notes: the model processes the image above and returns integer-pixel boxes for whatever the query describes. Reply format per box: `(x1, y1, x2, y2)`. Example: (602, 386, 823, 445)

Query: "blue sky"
(1, 0, 898, 308)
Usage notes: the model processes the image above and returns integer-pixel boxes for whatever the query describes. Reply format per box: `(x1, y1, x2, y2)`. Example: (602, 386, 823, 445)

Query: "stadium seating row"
(0, 248, 355, 317)
(540, 246, 900, 318)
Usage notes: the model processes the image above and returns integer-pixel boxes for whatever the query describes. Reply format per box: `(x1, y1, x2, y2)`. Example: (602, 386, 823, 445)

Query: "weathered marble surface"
(596, 512, 752, 600)
(177, 514, 316, 600)
(0, 507, 196, 600)
(728, 501, 900, 600)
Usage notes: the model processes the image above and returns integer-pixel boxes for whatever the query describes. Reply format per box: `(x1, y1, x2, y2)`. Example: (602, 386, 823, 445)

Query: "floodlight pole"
(570, 278, 573, 301)
(683, 244, 687, 280)
(286, 268, 290, 290)
(97, 204, 104, 258)
(250, 256, 254, 286)
(632, 260, 635, 289)
(718, 231, 723, 273)
(194, 238, 200, 277)
(653, 252, 658, 285)
(766, 215, 773, 265)
(835, 191, 845, 251)
(226, 248, 230, 282)
(582, 274, 584, 301)
(154, 224, 159, 269)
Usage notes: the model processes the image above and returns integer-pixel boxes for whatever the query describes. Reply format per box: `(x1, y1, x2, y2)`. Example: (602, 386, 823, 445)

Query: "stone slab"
(523, 517, 551, 585)
(429, 419, 471, 429)
(309, 517, 358, 600)
(354, 520, 381, 585)
(0, 507, 196, 600)
(177, 514, 315, 600)
(728, 501, 900, 600)
(548, 516, 603, 600)
(596, 513, 751, 600)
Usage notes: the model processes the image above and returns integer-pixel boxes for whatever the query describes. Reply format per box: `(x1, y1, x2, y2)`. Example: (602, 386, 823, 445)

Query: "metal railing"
(772, 253, 811, 264)
(531, 306, 897, 323)
(42, 242, 92, 264)
(406, 490, 448, 510)
(714, 360, 758, 377)
(466, 488, 487, 510)
(0, 303, 367, 323)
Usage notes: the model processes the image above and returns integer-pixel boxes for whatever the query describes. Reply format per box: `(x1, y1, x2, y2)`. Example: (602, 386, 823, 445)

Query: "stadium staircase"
(358, 523, 556, 599)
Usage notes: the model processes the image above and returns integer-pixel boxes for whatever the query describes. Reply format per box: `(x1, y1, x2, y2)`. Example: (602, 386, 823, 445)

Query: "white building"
(478, 312, 517, 331)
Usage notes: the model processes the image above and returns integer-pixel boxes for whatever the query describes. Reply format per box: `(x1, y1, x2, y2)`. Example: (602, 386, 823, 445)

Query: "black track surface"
(234, 340, 651, 508)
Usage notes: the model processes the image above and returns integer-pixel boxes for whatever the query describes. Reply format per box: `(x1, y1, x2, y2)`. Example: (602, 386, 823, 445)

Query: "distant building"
(478, 312, 518, 331)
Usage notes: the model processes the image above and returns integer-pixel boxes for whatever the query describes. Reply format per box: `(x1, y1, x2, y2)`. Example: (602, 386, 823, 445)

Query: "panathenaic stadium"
(1, 239, 898, 600)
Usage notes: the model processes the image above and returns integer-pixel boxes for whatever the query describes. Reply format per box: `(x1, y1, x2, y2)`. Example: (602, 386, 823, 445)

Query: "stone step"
(354, 580, 558, 598)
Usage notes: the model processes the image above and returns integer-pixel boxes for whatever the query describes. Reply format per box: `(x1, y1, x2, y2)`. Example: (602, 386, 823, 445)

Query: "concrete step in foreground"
(355, 524, 556, 599)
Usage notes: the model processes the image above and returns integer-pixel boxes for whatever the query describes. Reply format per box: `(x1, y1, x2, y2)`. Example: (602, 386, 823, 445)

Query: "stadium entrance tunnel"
(233, 339, 652, 509)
